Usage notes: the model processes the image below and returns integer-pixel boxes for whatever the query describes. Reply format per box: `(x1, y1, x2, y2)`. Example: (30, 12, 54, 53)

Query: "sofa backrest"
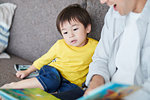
(0, 0, 108, 62)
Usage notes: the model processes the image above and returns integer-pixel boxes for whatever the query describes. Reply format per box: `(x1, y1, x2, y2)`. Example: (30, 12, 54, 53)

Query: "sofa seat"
(0, 54, 31, 86)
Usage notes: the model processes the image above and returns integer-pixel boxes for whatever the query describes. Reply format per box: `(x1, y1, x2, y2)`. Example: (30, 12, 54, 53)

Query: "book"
(77, 83, 141, 100)
(14, 64, 39, 79)
(0, 88, 60, 100)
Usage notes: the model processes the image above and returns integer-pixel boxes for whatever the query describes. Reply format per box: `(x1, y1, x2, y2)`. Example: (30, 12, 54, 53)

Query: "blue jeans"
(52, 87, 84, 100)
(36, 65, 79, 93)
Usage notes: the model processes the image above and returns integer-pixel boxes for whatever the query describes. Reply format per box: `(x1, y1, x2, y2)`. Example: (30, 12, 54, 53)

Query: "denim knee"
(36, 65, 61, 93)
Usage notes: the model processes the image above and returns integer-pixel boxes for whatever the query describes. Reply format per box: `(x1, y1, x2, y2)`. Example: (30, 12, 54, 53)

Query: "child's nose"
(69, 33, 74, 38)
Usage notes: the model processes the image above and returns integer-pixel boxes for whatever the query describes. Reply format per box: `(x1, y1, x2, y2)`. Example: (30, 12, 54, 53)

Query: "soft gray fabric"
(86, 0, 109, 40)
(0, 54, 31, 86)
(1, 0, 86, 62)
(0, 0, 108, 62)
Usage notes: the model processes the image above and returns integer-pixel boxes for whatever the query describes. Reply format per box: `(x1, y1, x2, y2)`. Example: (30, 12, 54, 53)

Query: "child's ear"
(86, 24, 91, 34)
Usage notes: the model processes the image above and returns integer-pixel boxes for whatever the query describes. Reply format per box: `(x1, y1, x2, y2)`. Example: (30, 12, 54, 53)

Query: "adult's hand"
(84, 75, 105, 96)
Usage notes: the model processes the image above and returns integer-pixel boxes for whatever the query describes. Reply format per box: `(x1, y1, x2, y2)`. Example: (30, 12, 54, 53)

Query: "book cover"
(78, 83, 141, 100)
(0, 88, 60, 100)
(14, 64, 39, 79)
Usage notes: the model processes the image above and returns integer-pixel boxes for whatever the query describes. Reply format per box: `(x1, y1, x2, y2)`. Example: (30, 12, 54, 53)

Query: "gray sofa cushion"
(0, 0, 87, 62)
(86, 0, 109, 40)
(1, 0, 108, 62)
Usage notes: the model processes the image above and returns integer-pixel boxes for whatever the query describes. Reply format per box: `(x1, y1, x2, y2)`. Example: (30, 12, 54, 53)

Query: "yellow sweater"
(33, 38, 98, 87)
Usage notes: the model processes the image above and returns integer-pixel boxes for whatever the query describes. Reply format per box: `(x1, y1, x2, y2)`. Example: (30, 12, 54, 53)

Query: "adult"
(85, 0, 150, 95)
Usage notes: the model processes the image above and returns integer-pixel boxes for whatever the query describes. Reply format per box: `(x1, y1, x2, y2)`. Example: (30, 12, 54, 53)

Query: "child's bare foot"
(0, 82, 15, 89)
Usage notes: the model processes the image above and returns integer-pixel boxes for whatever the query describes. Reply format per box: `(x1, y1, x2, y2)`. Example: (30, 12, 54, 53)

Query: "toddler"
(1, 4, 98, 93)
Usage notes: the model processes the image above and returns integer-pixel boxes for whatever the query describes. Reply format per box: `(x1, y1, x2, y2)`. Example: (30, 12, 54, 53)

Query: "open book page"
(0, 88, 60, 100)
(78, 83, 141, 100)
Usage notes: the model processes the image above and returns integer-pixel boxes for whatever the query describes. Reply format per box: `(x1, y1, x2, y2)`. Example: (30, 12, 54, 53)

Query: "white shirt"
(112, 12, 141, 85)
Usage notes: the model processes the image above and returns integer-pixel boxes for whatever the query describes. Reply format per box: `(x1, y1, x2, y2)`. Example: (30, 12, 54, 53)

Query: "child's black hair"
(56, 4, 91, 34)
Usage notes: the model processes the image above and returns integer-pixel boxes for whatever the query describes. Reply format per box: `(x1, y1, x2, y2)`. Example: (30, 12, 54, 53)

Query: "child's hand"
(16, 70, 30, 79)
(16, 65, 37, 79)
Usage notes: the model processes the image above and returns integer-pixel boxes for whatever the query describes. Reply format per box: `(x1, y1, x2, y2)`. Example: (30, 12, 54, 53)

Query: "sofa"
(0, 0, 108, 88)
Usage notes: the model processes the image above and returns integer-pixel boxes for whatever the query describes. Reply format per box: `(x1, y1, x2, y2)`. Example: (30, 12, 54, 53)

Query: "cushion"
(0, 3, 16, 58)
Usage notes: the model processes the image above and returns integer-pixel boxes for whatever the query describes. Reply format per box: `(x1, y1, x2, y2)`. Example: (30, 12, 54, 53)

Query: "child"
(1, 4, 98, 93)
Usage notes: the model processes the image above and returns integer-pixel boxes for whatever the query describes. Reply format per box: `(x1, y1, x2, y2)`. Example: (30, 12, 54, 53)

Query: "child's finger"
(20, 74, 25, 79)
(16, 72, 22, 78)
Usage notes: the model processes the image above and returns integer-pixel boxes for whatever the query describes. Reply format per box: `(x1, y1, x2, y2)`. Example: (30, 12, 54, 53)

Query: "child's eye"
(63, 32, 68, 34)
(73, 28, 78, 31)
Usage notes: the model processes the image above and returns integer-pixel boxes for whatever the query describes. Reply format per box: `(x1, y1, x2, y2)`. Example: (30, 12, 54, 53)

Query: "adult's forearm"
(89, 75, 105, 89)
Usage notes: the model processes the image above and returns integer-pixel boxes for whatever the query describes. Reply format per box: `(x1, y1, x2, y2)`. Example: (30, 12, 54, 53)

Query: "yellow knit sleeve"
(33, 40, 59, 70)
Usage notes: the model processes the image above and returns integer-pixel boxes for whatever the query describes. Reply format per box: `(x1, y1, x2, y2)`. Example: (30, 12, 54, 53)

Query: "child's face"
(60, 20, 91, 47)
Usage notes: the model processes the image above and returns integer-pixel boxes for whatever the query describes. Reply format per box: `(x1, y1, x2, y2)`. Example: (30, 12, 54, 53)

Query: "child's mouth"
(114, 4, 117, 11)
(71, 40, 77, 44)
